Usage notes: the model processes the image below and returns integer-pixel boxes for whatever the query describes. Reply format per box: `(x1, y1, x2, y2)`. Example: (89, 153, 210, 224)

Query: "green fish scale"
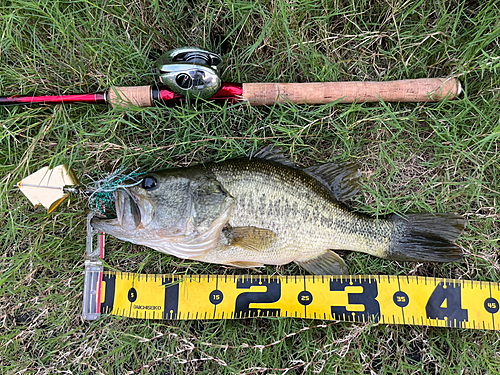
(208, 158, 394, 264)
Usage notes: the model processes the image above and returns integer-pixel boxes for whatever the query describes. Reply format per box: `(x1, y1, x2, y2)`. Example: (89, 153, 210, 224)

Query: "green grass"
(1, 0, 499, 373)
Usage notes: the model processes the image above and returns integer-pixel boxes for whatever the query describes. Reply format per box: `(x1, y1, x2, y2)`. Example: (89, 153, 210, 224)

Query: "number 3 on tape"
(330, 278, 381, 323)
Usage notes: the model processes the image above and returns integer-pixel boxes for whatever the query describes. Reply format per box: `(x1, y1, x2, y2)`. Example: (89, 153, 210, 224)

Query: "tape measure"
(83, 270, 500, 330)
(81, 232, 498, 330)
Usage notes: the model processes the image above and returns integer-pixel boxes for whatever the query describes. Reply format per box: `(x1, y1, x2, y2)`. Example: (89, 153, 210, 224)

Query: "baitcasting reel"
(156, 47, 223, 99)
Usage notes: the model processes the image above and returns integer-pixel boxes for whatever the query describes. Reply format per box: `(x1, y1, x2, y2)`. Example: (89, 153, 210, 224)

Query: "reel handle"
(242, 78, 461, 105)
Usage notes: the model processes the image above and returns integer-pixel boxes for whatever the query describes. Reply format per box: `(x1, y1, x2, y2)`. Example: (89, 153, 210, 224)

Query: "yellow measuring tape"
(96, 272, 500, 330)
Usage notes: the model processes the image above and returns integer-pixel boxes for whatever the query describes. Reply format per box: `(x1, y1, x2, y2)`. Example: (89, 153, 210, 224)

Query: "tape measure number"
(95, 273, 500, 330)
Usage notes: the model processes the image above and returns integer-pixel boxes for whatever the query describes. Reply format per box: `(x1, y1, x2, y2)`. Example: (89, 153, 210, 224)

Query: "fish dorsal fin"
(249, 146, 296, 167)
(227, 226, 277, 251)
(303, 162, 360, 202)
(295, 250, 349, 275)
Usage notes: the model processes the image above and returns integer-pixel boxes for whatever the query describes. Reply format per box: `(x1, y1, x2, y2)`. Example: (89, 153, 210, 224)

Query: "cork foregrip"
(107, 86, 152, 107)
(242, 78, 461, 105)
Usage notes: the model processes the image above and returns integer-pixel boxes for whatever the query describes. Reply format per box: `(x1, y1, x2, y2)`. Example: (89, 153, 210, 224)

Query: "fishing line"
(86, 169, 144, 218)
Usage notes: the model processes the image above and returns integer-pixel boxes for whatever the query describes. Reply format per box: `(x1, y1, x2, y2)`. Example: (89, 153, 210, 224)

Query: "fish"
(90, 147, 465, 274)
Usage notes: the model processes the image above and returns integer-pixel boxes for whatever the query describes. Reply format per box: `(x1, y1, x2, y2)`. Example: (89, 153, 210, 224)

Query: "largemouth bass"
(91, 148, 465, 274)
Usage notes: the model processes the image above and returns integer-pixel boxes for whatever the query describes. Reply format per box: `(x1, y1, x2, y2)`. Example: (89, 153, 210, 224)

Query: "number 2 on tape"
(235, 277, 281, 318)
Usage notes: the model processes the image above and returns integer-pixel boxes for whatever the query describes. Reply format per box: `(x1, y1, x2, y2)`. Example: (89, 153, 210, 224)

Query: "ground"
(0, 0, 499, 373)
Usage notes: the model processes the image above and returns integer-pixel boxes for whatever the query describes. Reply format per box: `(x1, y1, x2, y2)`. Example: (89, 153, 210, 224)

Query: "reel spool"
(156, 47, 223, 99)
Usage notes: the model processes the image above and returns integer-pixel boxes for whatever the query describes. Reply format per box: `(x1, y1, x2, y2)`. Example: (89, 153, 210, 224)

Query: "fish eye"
(141, 176, 157, 190)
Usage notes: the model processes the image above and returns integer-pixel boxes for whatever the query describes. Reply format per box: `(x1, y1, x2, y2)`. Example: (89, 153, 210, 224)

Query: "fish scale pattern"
(205, 158, 394, 264)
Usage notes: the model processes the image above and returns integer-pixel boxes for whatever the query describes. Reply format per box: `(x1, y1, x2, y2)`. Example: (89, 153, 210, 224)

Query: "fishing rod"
(1, 47, 462, 108)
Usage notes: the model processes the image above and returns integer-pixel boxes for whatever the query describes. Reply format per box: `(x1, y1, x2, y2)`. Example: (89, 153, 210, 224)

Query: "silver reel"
(156, 47, 222, 100)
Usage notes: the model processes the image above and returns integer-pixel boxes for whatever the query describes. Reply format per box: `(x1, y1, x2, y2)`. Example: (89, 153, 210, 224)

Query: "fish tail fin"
(386, 213, 465, 262)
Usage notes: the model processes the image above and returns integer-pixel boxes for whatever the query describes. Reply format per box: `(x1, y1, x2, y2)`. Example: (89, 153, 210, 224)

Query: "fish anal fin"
(303, 163, 360, 202)
(295, 250, 349, 275)
(227, 226, 277, 251)
(249, 146, 295, 167)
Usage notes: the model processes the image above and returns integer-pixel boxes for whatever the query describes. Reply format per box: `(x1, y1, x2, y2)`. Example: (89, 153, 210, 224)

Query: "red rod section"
(0, 92, 107, 106)
(210, 82, 243, 103)
(154, 82, 243, 106)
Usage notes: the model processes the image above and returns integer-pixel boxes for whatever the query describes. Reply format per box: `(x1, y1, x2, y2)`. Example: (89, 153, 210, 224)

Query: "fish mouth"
(115, 189, 142, 230)
(90, 188, 154, 234)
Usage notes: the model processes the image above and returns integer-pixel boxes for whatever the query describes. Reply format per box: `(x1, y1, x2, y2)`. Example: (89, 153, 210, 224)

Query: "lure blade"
(18, 165, 79, 213)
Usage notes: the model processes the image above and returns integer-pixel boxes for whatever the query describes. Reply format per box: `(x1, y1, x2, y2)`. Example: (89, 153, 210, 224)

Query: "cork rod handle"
(242, 78, 461, 106)
(107, 86, 152, 107)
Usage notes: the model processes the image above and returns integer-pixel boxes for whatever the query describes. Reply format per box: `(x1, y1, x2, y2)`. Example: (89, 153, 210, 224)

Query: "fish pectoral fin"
(225, 261, 264, 268)
(295, 250, 349, 275)
(303, 163, 360, 202)
(227, 226, 277, 251)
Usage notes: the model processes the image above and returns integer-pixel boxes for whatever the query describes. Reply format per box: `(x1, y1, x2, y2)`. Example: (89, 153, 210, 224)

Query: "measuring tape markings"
(99, 273, 500, 330)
